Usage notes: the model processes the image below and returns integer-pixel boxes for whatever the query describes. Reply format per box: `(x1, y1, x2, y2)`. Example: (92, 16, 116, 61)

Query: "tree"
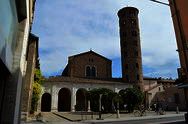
(88, 88, 116, 112)
(119, 87, 144, 113)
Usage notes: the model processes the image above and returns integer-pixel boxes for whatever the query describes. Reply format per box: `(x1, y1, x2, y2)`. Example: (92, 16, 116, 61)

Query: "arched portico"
(41, 93, 51, 112)
(76, 88, 88, 111)
(41, 77, 131, 112)
(58, 88, 71, 111)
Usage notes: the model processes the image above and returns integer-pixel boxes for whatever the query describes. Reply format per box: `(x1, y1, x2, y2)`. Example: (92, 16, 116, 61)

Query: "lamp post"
(149, 0, 169, 6)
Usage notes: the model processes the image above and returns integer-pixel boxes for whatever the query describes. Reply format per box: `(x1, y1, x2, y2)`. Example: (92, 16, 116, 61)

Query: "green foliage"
(75, 87, 144, 113)
(119, 87, 144, 113)
(34, 69, 44, 84)
(113, 92, 122, 104)
(89, 88, 116, 112)
(30, 82, 42, 113)
(30, 69, 43, 114)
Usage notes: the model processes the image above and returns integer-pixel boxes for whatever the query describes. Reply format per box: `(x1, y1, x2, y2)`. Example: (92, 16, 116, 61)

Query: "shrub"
(30, 69, 43, 114)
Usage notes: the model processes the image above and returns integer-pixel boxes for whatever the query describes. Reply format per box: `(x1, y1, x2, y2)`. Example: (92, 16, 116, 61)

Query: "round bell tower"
(118, 7, 143, 90)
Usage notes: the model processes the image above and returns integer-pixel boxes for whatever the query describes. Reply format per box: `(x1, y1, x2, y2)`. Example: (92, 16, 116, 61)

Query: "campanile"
(118, 7, 143, 89)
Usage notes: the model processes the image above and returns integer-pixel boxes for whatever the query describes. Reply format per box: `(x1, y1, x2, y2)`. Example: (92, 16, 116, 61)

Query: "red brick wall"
(68, 52, 112, 79)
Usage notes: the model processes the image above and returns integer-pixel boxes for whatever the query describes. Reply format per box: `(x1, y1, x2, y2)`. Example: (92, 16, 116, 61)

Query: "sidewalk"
(83, 112, 185, 123)
(53, 111, 186, 122)
(21, 111, 186, 123)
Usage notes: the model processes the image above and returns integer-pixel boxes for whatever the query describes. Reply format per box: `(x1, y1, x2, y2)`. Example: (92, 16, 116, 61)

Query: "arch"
(41, 93, 51, 112)
(118, 89, 127, 110)
(76, 88, 88, 111)
(86, 66, 91, 77)
(91, 66, 96, 77)
(58, 88, 71, 112)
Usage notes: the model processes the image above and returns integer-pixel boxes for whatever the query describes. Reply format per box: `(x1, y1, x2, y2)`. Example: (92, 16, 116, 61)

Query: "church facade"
(40, 50, 132, 112)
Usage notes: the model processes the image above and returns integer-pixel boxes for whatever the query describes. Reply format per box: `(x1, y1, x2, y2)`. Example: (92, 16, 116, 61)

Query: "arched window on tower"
(137, 74, 140, 80)
(86, 66, 91, 77)
(130, 19, 136, 26)
(126, 75, 129, 81)
(136, 63, 139, 68)
(125, 64, 128, 69)
(131, 30, 137, 37)
(91, 66, 96, 77)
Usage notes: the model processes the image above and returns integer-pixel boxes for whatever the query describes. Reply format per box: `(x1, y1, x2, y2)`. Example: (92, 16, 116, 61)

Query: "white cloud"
(32, 0, 179, 77)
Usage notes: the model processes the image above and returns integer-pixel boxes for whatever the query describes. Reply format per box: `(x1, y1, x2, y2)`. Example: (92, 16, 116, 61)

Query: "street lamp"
(148, 0, 169, 6)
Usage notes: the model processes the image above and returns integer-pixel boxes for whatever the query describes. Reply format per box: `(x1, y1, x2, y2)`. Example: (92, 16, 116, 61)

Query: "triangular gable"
(69, 50, 111, 62)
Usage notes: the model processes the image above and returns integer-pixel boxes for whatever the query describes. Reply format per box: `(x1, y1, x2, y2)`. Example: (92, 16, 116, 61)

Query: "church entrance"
(58, 88, 71, 111)
(76, 88, 88, 111)
(41, 93, 51, 112)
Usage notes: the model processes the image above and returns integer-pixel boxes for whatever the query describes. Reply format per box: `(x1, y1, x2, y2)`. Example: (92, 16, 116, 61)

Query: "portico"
(40, 76, 132, 112)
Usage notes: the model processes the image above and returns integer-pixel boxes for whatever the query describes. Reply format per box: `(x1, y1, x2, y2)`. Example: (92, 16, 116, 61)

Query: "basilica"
(39, 7, 186, 112)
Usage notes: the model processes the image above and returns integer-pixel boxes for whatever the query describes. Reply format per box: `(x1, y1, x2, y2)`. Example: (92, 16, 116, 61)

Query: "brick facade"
(118, 7, 143, 89)
(151, 87, 186, 111)
(62, 50, 112, 79)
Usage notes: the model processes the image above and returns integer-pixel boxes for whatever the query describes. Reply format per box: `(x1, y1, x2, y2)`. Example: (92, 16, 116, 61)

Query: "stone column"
(114, 87, 119, 93)
(71, 87, 77, 112)
(87, 100, 91, 112)
(51, 87, 58, 112)
(37, 94, 42, 112)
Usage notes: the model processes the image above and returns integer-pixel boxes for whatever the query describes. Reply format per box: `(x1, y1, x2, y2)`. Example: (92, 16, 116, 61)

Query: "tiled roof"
(45, 76, 129, 85)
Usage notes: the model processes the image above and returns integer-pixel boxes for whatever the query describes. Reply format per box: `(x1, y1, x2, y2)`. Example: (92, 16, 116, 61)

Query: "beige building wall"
(143, 79, 158, 91)
(21, 34, 39, 120)
(147, 84, 164, 107)
(0, 0, 36, 123)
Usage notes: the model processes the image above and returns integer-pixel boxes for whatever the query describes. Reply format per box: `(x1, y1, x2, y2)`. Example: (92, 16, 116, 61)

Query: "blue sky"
(32, 0, 180, 79)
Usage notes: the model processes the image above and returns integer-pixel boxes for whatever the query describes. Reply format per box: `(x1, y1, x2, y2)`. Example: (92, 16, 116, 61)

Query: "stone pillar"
(21, 33, 38, 120)
(37, 94, 42, 112)
(114, 87, 119, 93)
(87, 100, 91, 112)
(51, 88, 58, 112)
(71, 87, 77, 112)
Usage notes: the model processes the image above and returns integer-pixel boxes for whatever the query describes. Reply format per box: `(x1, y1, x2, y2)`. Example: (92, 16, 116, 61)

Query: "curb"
(52, 112, 82, 122)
